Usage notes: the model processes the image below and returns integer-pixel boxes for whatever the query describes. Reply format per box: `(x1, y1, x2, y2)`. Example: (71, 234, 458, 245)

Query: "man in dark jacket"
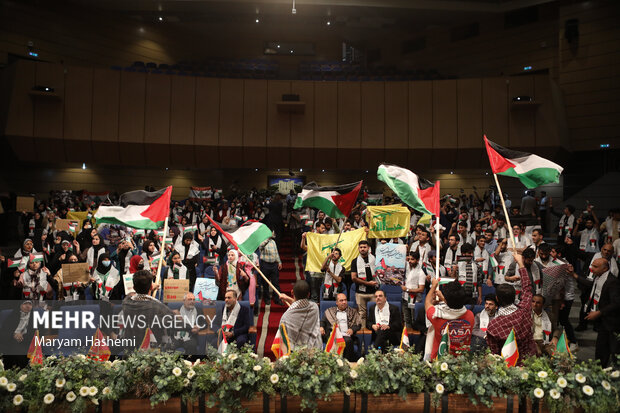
(320, 293, 362, 361)
(583, 258, 620, 367)
(368, 290, 402, 352)
(220, 289, 252, 347)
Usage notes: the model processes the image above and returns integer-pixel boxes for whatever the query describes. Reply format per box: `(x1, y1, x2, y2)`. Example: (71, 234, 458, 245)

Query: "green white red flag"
(271, 324, 291, 359)
(501, 328, 519, 367)
(399, 326, 410, 350)
(377, 164, 440, 216)
(325, 323, 346, 355)
(294, 181, 363, 218)
(95, 186, 172, 230)
(204, 215, 272, 256)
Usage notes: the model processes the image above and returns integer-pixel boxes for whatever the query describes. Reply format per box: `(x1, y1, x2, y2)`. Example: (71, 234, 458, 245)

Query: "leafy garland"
(0, 349, 618, 413)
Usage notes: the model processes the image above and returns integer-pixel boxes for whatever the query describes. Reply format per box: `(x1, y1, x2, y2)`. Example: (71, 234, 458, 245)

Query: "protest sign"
(163, 279, 190, 303)
(61, 263, 90, 284)
(193, 277, 218, 301)
(16, 196, 35, 213)
(375, 243, 407, 285)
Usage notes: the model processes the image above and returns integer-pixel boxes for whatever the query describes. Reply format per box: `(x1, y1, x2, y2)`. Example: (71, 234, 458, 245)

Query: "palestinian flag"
(204, 215, 272, 256)
(399, 326, 410, 350)
(139, 328, 157, 350)
(133, 229, 145, 238)
(489, 255, 498, 268)
(8, 257, 28, 272)
(95, 186, 172, 230)
(271, 324, 291, 359)
(294, 181, 363, 218)
(29, 253, 44, 263)
(27, 330, 43, 365)
(182, 225, 197, 234)
(501, 328, 519, 367)
(377, 164, 440, 216)
(438, 277, 455, 285)
(150, 252, 161, 269)
(325, 323, 346, 356)
(87, 328, 111, 362)
(484, 136, 563, 189)
(554, 331, 572, 358)
(217, 329, 229, 354)
(437, 326, 450, 358)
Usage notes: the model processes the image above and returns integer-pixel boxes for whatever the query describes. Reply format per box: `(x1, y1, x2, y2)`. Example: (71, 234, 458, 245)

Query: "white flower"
(48, 355, 57, 360)
(263, 357, 271, 363)
(102, 387, 111, 396)
(280, 355, 289, 361)
(172, 367, 182, 377)
(440, 362, 449, 372)
(89, 386, 98, 396)
(193, 358, 202, 366)
(55, 378, 66, 388)
(582, 385, 594, 396)
(183, 359, 192, 367)
(79, 386, 90, 397)
(575, 373, 586, 383)
(344, 387, 351, 396)
(436, 384, 445, 394)
(611, 371, 620, 379)
(533, 388, 544, 399)
(250, 353, 258, 359)
(19, 374, 27, 382)
(43, 393, 55, 404)
(91, 398, 99, 406)
(537, 371, 548, 379)
(13, 394, 24, 406)
(253, 365, 262, 372)
(491, 354, 503, 361)
(228, 353, 238, 361)
(549, 389, 561, 400)
(77, 354, 86, 359)
(357, 357, 364, 365)
(602, 380, 611, 391)
(0, 376, 8, 386)
(604, 367, 613, 372)
(350, 370, 358, 379)
(557, 377, 567, 388)
(425, 360, 433, 368)
(66, 392, 77, 402)
(7, 383, 16, 392)
(187, 369, 196, 379)
(521, 372, 529, 380)
(270, 374, 279, 384)
(183, 378, 190, 387)
(337, 359, 344, 367)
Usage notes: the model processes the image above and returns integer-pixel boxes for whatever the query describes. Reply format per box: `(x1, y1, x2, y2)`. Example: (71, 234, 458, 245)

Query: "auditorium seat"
(481, 284, 496, 297)
(472, 305, 484, 315)
(380, 284, 403, 301)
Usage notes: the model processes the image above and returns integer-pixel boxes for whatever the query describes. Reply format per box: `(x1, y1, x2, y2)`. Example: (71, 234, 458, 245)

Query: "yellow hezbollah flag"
(305, 228, 367, 272)
(67, 210, 98, 230)
(366, 205, 410, 239)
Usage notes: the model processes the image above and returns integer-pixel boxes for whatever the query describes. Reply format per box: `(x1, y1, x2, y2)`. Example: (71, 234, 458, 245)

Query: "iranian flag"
(501, 328, 519, 367)
(377, 164, 440, 216)
(217, 330, 229, 354)
(204, 215, 272, 256)
(95, 186, 172, 230)
(484, 136, 563, 189)
(325, 323, 346, 355)
(294, 181, 363, 218)
(271, 324, 291, 358)
(399, 326, 410, 350)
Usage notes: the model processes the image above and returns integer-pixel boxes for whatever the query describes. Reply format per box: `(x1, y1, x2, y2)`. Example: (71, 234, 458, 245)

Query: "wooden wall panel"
(267, 80, 291, 147)
(482, 77, 508, 145)
(144, 74, 171, 145)
(92, 68, 119, 143)
(314, 82, 338, 166)
(195, 78, 220, 147)
(385, 82, 408, 149)
(361, 82, 384, 149)
(118, 71, 146, 144)
(63, 66, 93, 142)
(290, 81, 314, 148)
(337, 82, 361, 149)
(508, 76, 535, 148)
(409, 81, 433, 149)
(242, 80, 267, 147)
(219, 79, 244, 147)
(432, 79, 457, 149)
(170, 75, 196, 145)
(5, 59, 35, 138)
(33, 61, 64, 139)
(457, 78, 482, 148)
(534, 76, 559, 147)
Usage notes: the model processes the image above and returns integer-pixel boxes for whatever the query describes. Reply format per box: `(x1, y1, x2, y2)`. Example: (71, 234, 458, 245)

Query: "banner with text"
(366, 205, 410, 239)
(304, 228, 367, 273)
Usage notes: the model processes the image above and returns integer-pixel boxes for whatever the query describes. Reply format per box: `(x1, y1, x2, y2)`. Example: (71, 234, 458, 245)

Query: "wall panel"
(219, 79, 244, 148)
(170, 75, 196, 146)
(482, 78, 508, 145)
(337, 82, 361, 149)
(290, 81, 314, 148)
(508, 76, 536, 147)
(194, 78, 220, 148)
(92, 68, 120, 143)
(118, 71, 145, 144)
(33, 61, 64, 139)
(457, 78, 483, 148)
(432, 79, 457, 149)
(385, 82, 408, 149)
(409, 81, 433, 149)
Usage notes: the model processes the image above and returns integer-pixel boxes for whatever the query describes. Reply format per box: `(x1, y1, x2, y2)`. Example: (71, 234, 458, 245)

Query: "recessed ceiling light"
(277, 45, 280, 48)
(158, 16, 163, 21)
(327, 21, 331, 26)
(255, 18, 259, 23)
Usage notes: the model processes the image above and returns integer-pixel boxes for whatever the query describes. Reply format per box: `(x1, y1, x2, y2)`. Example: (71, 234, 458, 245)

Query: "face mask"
(137, 263, 145, 270)
(84, 225, 91, 230)
(102, 261, 111, 267)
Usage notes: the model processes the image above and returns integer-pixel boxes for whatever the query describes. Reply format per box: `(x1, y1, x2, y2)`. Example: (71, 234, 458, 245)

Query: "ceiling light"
(255, 18, 259, 23)
(321, 169, 325, 172)
(277, 45, 280, 48)
(290, 50, 294, 54)
(327, 21, 331, 26)
(450, 171, 454, 175)
(255, 168, 258, 172)
(158, 16, 163, 21)
(82, 163, 86, 170)
(299, 168, 303, 172)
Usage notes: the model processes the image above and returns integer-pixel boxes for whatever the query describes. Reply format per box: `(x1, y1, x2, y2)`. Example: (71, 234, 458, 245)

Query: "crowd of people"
(0, 186, 618, 368)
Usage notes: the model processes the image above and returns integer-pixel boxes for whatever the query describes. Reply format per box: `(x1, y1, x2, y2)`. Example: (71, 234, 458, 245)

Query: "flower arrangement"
(271, 347, 351, 412)
(351, 349, 427, 398)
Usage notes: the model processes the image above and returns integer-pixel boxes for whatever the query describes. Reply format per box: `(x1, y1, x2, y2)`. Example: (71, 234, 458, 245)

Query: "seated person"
(320, 293, 362, 361)
(368, 290, 402, 353)
(173, 293, 200, 354)
(471, 294, 498, 352)
(531, 294, 561, 357)
(220, 288, 252, 348)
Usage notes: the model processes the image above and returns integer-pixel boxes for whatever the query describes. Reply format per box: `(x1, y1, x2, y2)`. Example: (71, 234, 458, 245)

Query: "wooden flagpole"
(492, 174, 518, 251)
(151, 216, 169, 297)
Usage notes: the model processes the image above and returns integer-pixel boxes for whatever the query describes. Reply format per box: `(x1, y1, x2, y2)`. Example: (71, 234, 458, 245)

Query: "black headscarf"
(95, 252, 111, 274)
(76, 219, 94, 250)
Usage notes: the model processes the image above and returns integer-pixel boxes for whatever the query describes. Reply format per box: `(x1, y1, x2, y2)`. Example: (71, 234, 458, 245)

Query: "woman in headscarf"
(140, 239, 158, 267)
(216, 249, 249, 300)
(128, 254, 144, 275)
(146, 230, 161, 250)
(76, 219, 94, 252)
(167, 251, 188, 280)
(53, 251, 87, 301)
(175, 232, 200, 291)
(91, 253, 120, 301)
(203, 226, 226, 266)
(17, 255, 52, 301)
(110, 238, 137, 276)
(86, 233, 106, 272)
(14, 239, 37, 259)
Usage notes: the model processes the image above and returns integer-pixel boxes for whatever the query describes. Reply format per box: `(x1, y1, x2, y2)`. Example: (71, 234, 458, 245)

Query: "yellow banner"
(366, 205, 410, 239)
(305, 228, 367, 273)
(66, 210, 97, 231)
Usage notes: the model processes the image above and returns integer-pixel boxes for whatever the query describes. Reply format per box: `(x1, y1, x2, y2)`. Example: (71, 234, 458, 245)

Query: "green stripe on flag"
(377, 166, 431, 215)
(498, 167, 561, 189)
(294, 196, 344, 218)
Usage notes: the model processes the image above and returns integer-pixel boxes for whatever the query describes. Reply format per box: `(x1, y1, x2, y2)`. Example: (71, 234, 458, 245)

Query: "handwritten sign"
(17, 196, 35, 213)
(61, 262, 90, 284)
(163, 279, 190, 303)
(123, 274, 135, 295)
(55, 219, 80, 233)
(193, 277, 218, 301)
(375, 243, 407, 285)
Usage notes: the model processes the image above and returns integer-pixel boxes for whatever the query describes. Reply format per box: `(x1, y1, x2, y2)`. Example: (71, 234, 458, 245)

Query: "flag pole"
(237, 249, 288, 306)
(435, 214, 440, 281)
(492, 173, 518, 252)
(151, 216, 169, 297)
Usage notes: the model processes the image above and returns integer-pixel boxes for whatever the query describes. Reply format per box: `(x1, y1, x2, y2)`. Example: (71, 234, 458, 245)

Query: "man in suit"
(368, 290, 402, 352)
(320, 293, 362, 361)
(583, 258, 620, 367)
(221, 289, 252, 347)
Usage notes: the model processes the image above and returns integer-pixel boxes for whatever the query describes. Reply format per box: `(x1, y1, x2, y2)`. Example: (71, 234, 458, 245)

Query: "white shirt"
(336, 310, 349, 336)
(375, 304, 390, 325)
